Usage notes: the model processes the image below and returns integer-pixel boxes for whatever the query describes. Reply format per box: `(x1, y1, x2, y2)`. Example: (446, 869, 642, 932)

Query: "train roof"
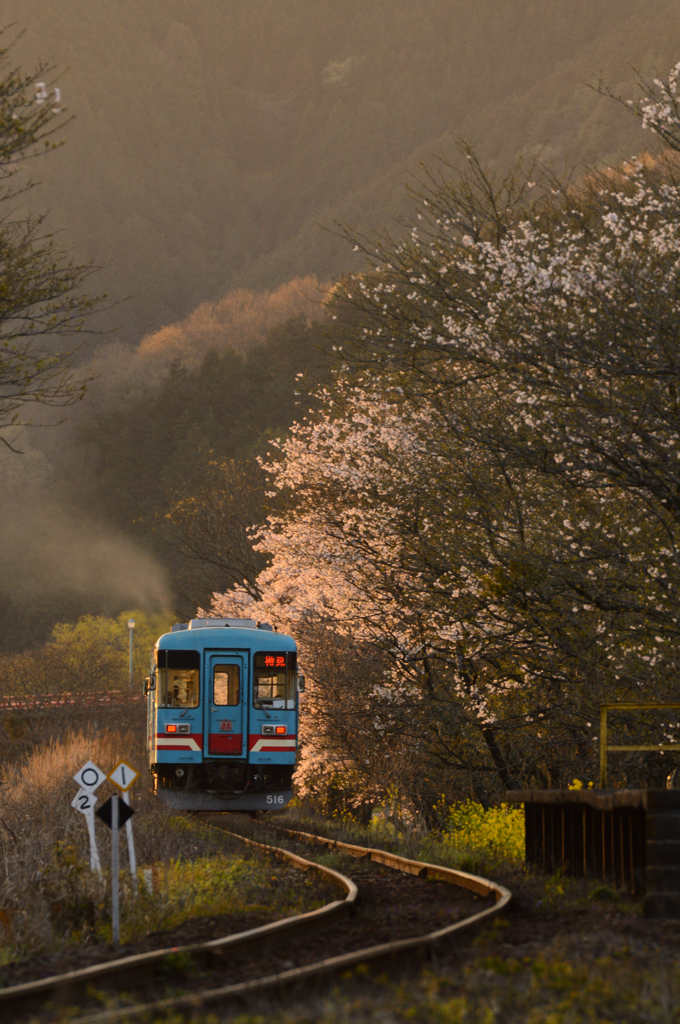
(156, 623, 296, 653)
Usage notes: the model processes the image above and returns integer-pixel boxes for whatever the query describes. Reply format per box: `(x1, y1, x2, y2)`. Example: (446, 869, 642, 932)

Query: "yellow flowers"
(440, 800, 525, 863)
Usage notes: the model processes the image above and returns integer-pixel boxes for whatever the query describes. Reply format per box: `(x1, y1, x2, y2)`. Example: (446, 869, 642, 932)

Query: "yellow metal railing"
(599, 702, 680, 787)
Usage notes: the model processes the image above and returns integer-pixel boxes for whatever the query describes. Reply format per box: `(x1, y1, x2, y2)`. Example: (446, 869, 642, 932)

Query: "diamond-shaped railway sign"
(107, 760, 138, 792)
(71, 788, 98, 814)
(95, 796, 135, 829)
(73, 761, 106, 792)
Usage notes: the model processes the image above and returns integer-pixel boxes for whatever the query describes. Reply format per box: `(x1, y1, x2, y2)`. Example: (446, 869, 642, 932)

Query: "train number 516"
(266, 794, 285, 804)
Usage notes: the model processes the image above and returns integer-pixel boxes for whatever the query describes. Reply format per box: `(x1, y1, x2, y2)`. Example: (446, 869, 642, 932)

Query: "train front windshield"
(156, 649, 200, 708)
(254, 652, 296, 708)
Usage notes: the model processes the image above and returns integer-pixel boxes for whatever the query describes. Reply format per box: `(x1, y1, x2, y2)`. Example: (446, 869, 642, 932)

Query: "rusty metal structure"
(599, 702, 680, 787)
(505, 788, 680, 916)
(504, 702, 680, 917)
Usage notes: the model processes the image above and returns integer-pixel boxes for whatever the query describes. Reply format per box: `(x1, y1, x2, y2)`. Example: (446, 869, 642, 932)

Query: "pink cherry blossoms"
(208, 64, 680, 809)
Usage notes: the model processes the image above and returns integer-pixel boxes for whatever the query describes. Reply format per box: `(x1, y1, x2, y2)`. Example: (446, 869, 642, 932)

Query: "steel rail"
(71, 822, 511, 1024)
(0, 830, 356, 1021)
(1, 823, 511, 1023)
(273, 824, 505, 897)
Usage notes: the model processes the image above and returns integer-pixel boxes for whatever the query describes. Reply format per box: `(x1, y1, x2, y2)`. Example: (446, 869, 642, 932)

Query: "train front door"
(204, 651, 247, 757)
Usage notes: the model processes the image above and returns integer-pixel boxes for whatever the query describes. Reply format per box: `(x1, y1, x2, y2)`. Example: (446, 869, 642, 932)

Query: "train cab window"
(253, 652, 296, 709)
(214, 664, 240, 706)
(156, 649, 200, 708)
(159, 669, 199, 708)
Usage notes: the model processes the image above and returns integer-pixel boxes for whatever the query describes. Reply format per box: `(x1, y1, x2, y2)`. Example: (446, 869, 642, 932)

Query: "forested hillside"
(5, 2, 680, 651)
(5, 0, 680, 343)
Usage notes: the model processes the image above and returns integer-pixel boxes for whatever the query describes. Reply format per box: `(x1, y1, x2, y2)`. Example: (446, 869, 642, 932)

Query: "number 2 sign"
(72, 789, 96, 814)
(71, 781, 103, 875)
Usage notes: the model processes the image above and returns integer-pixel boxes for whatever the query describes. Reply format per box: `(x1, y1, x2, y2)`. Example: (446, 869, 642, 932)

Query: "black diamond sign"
(95, 796, 135, 829)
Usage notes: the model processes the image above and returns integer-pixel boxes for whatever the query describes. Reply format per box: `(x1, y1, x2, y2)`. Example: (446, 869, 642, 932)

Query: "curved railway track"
(0, 820, 511, 1023)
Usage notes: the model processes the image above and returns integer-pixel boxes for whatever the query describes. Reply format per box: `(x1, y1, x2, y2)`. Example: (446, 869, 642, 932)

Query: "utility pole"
(128, 618, 135, 690)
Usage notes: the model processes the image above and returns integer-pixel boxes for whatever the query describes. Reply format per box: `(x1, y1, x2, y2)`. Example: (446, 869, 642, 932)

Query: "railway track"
(0, 819, 511, 1022)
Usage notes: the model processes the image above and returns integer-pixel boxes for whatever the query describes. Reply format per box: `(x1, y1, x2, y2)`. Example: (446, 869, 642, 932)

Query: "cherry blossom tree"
(211, 64, 680, 805)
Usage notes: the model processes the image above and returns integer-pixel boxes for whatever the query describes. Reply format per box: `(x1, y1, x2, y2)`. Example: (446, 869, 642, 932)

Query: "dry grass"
(0, 727, 165, 952)
(0, 729, 334, 956)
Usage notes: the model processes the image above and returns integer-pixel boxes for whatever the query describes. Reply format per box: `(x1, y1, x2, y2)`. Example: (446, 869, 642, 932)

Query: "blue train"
(145, 617, 303, 812)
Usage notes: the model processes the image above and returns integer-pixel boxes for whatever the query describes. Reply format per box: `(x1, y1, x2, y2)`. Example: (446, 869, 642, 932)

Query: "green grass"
(279, 798, 526, 878)
(107, 851, 319, 944)
(80, 833, 340, 947)
(160, 945, 680, 1024)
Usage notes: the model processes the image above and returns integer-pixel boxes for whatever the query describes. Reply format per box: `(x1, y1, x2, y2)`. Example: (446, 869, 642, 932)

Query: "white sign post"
(72, 761, 105, 877)
(111, 794, 120, 943)
(108, 761, 140, 895)
(71, 788, 103, 876)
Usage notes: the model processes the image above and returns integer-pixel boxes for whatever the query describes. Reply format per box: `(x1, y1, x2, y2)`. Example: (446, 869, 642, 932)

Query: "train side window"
(214, 664, 240, 706)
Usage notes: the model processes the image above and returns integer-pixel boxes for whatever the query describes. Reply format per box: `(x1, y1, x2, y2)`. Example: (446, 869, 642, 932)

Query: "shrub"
(440, 801, 525, 863)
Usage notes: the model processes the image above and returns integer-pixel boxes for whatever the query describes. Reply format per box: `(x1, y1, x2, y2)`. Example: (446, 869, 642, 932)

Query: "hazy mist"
(3, 1, 680, 648)
(0, 440, 169, 648)
(4, 1, 680, 344)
